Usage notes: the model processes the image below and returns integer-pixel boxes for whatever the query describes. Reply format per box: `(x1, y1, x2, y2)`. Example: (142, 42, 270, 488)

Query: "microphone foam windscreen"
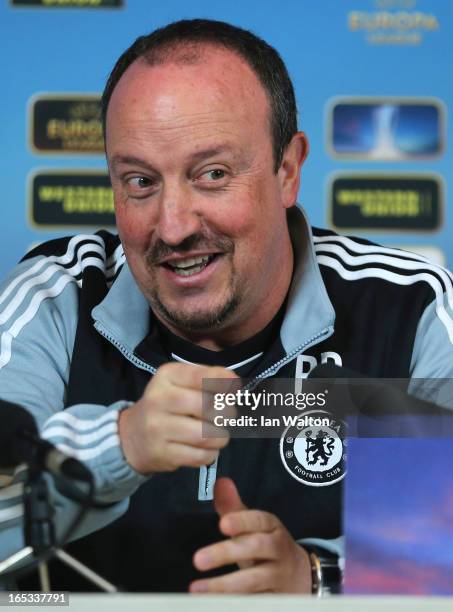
(0, 399, 37, 468)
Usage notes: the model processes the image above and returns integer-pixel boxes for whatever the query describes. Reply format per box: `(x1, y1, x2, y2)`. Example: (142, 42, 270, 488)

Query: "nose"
(154, 182, 202, 246)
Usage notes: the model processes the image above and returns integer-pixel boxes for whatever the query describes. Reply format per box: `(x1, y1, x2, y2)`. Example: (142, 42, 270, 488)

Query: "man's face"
(106, 45, 305, 344)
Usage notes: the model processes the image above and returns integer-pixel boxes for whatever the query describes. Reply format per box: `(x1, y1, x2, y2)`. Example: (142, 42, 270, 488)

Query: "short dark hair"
(101, 19, 298, 172)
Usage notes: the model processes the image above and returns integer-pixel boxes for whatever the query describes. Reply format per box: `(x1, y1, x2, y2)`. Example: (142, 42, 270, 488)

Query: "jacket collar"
(280, 206, 335, 354)
(92, 206, 335, 359)
(92, 262, 150, 357)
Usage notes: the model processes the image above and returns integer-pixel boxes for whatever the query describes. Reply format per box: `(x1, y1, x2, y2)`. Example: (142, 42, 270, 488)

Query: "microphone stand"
(0, 464, 118, 592)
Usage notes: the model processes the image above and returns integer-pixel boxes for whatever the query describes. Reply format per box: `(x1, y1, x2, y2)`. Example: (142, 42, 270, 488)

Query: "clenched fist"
(118, 362, 239, 474)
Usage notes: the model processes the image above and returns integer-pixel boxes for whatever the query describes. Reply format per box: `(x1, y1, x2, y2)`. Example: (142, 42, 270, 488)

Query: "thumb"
(214, 477, 246, 516)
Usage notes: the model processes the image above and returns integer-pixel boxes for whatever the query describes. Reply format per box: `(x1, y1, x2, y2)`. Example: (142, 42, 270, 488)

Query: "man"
(1, 19, 452, 595)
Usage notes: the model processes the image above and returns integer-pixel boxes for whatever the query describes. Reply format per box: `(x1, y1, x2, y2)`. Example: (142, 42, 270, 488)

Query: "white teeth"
(168, 255, 213, 277)
(170, 256, 210, 269)
(173, 266, 204, 277)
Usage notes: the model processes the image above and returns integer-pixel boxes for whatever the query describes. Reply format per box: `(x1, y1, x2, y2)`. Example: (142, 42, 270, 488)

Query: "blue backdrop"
(1, 0, 452, 278)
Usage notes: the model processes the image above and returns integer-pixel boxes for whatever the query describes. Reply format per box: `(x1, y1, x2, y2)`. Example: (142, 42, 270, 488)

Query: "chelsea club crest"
(280, 410, 347, 487)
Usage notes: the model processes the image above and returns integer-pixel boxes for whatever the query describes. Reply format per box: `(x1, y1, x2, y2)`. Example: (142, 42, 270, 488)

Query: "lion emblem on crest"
(304, 429, 335, 466)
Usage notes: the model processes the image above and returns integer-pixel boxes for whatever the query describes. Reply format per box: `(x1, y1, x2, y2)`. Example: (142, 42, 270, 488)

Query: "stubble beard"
(150, 282, 240, 332)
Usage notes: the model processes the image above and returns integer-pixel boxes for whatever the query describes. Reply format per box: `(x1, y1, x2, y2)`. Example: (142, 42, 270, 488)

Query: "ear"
(277, 132, 309, 209)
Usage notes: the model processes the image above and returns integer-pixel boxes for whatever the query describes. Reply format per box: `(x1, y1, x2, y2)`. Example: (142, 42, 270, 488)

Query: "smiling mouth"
(163, 254, 220, 277)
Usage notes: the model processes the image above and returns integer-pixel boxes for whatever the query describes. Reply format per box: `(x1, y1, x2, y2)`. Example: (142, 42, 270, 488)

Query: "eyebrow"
(190, 146, 235, 162)
(109, 155, 155, 173)
(109, 147, 235, 173)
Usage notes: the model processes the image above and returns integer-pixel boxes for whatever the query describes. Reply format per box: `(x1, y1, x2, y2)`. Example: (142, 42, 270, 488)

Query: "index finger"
(157, 362, 240, 392)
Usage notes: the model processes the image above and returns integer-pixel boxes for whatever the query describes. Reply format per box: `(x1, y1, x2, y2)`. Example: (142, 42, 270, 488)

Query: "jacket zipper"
(94, 322, 157, 374)
(244, 326, 334, 388)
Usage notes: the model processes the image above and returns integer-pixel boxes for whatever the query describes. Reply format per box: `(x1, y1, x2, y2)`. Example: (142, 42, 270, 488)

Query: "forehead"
(105, 45, 271, 147)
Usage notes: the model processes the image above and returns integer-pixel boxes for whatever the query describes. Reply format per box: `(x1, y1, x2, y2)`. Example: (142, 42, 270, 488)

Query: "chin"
(154, 294, 240, 333)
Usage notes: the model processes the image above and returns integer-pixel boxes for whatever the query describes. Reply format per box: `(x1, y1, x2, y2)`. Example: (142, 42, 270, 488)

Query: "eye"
(124, 175, 157, 199)
(195, 168, 229, 187)
(128, 176, 152, 189)
(204, 169, 225, 181)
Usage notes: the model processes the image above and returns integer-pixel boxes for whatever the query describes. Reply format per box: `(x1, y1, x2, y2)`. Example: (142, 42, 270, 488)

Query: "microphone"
(307, 363, 453, 437)
(0, 399, 91, 482)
